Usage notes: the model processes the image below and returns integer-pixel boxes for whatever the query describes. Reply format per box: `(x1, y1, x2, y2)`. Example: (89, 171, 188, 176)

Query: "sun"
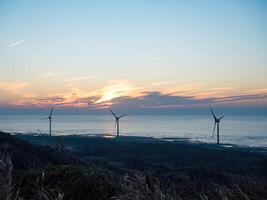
(98, 91, 116, 103)
(94, 82, 137, 104)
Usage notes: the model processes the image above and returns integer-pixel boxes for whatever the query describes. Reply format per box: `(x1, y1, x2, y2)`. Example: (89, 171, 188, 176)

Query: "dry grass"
(110, 173, 182, 200)
(0, 152, 20, 200)
(0, 152, 64, 200)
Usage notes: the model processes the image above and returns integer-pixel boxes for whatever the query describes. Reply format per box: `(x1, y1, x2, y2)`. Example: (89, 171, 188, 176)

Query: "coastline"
(14, 132, 267, 154)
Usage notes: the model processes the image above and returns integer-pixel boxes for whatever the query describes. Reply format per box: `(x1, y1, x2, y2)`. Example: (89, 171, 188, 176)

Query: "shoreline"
(13, 132, 267, 155)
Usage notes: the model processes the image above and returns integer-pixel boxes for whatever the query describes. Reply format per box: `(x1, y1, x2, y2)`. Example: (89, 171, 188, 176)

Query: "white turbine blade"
(210, 107, 217, 120)
(212, 123, 216, 138)
(118, 114, 127, 119)
(109, 109, 117, 118)
(41, 117, 49, 120)
(49, 107, 54, 117)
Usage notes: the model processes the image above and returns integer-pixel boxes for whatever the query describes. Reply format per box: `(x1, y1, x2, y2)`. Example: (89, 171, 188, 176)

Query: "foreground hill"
(0, 131, 76, 169)
(16, 134, 267, 179)
(1, 132, 267, 199)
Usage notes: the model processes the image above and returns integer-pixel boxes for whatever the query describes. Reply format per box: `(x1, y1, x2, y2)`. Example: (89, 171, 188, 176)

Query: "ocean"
(0, 114, 266, 147)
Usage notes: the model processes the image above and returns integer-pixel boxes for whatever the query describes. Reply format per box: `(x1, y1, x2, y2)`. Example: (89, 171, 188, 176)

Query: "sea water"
(0, 114, 266, 147)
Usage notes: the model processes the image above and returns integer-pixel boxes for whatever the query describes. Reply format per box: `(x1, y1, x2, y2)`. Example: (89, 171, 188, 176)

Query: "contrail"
(9, 40, 25, 47)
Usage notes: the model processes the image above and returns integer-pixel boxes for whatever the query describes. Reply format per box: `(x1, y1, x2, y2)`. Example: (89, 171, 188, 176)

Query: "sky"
(0, 0, 267, 114)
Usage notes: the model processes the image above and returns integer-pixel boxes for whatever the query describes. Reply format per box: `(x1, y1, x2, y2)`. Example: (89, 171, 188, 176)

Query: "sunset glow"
(0, 0, 266, 113)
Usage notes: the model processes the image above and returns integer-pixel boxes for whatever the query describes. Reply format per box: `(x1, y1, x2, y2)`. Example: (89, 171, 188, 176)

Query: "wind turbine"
(108, 109, 127, 139)
(45, 107, 54, 136)
(210, 107, 224, 144)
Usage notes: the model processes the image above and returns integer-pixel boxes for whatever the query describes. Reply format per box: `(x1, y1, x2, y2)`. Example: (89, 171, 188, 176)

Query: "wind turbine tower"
(108, 109, 127, 139)
(210, 107, 224, 144)
(47, 107, 54, 136)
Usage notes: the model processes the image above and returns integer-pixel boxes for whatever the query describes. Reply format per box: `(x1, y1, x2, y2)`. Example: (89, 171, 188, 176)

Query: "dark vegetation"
(1, 131, 267, 199)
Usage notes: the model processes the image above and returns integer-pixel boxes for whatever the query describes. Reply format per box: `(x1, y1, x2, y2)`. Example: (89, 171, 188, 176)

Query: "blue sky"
(0, 0, 266, 113)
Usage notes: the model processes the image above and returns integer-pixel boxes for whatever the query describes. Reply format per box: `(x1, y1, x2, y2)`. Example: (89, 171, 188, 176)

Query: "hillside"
(1, 132, 267, 199)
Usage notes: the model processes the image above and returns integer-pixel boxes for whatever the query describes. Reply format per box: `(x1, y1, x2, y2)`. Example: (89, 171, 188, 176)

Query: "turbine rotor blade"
(219, 116, 224, 120)
(212, 122, 216, 138)
(109, 109, 117, 118)
(210, 107, 217, 120)
(118, 114, 127, 119)
(49, 107, 54, 117)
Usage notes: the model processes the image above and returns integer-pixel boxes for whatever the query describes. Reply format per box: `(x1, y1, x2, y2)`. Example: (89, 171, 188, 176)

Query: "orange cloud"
(0, 79, 266, 109)
(0, 81, 28, 91)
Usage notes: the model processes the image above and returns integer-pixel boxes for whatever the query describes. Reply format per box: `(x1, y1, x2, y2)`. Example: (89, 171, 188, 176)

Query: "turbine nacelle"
(216, 116, 224, 123)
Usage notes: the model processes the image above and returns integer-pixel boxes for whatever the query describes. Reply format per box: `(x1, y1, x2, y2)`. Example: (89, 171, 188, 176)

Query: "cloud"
(0, 81, 28, 91)
(1, 77, 266, 112)
(6, 88, 267, 111)
(65, 75, 98, 82)
(108, 92, 210, 110)
(9, 40, 25, 48)
(0, 81, 29, 106)
(152, 81, 174, 86)
(28, 96, 101, 109)
(36, 97, 66, 103)
(96, 91, 267, 112)
(209, 93, 267, 104)
(94, 80, 144, 104)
